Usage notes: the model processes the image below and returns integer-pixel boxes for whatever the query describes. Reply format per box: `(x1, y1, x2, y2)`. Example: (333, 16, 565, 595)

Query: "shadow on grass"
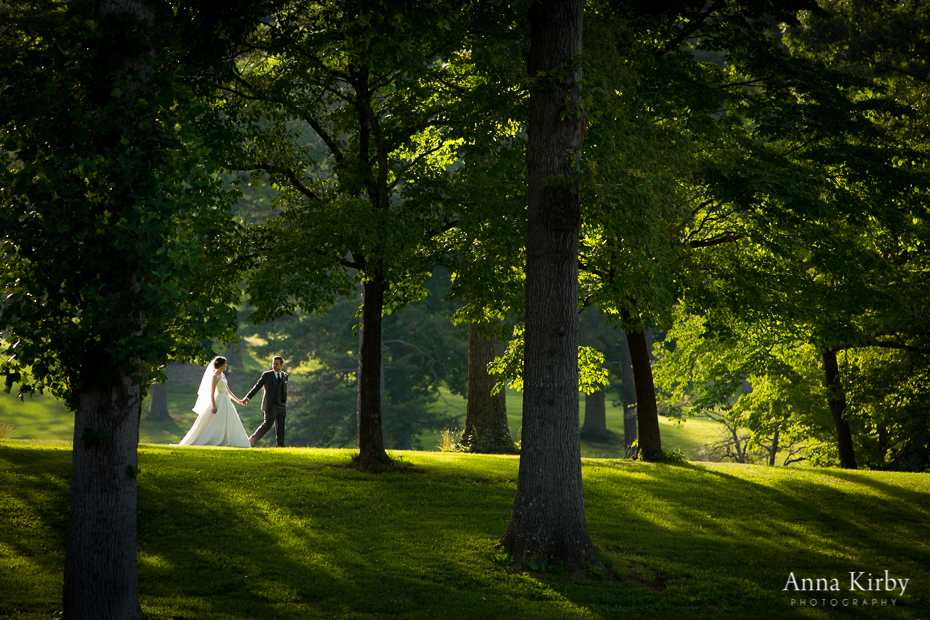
(577, 460, 929, 619)
(2, 444, 928, 620)
(135, 448, 565, 619)
(0, 444, 70, 617)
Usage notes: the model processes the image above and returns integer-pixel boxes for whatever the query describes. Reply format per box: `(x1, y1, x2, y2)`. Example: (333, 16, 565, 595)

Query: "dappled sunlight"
(138, 550, 174, 571)
(578, 459, 930, 615)
(3, 443, 928, 618)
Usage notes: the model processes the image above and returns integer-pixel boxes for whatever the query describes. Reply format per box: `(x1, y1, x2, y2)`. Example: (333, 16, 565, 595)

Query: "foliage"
(648, 447, 688, 464)
(578, 2, 697, 333)
(212, 0, 528, 321)
(655, 310, 835, 465)
(617, 0, 930, 470)
(240, 271, 468, 449)
(487, 324, 609, 396)
(0, 0, 241, 407)
(787, 0, 930, 145)
(843, 347, 930, 471)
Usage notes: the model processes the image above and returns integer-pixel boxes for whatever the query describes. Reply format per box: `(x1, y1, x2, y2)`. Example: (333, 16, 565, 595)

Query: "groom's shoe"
(249, 437, 256, 447)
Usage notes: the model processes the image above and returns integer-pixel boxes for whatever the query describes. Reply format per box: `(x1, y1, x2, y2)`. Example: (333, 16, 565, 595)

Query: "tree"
(0, 1, 242, 615)
(240, 270, 469, 449)
(499, 0, 602, 574)
(575, 0, 930, 471)
(843, 345, 930, 471)
(439, 115, 527, 455)
(218, 0, 521, 466)
(580, 382, 608, 440)
(625, 328, 662, 457)
(655, 311, 835, 466)
(149, 382, 171, 421)
(578, 308, 625, 442)
(617, 333, 638, 455)
(784, 0, 930, 471)
(462, 321, 517, 452)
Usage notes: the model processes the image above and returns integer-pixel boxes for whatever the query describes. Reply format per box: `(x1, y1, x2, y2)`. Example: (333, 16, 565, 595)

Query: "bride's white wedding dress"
(174, 374, 251, 448)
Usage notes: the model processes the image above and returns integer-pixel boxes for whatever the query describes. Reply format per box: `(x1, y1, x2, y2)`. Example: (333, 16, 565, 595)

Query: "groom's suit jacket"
(246, 370, 288, 414)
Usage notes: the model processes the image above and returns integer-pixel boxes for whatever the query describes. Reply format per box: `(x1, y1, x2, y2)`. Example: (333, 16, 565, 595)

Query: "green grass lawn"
(3, 382, 727, 459)
(2, 440, 928, 619)
(422, 386, 723, 458)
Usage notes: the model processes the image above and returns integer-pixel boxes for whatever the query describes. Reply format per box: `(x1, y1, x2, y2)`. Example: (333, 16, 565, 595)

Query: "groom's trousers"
(249, 405, 286, 447)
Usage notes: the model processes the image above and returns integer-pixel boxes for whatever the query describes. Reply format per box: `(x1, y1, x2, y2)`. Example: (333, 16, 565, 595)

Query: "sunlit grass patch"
(1, 441, 928, 619)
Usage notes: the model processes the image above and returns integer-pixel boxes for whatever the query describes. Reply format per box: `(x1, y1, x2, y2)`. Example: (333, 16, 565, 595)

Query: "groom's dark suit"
(246, 369, 288, 447)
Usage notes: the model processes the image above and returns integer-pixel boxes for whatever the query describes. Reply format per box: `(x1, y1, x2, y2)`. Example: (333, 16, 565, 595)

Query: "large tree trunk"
(356, 277, 390, 466)
(822, 348, 857, 469)
(580, 387, 608, 440)
(148, 382, 170, 421)
(463, 322, 516, 453)
(500, 0, 600, 574)
(627, 329, 662, 459)
(64, 372, 144, 619)
(619, 333, 637, 456)
(63, 2, 153, 617)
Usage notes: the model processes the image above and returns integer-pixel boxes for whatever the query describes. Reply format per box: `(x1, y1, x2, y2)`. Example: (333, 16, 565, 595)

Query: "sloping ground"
(1, 441, 928, 619)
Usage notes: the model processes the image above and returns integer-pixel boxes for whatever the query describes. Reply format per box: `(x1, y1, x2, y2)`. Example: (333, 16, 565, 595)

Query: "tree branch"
(876, 63, 930, 89)
(389, 144, 449, 190)
(689, 232, 743, 248)
(248, 164, 320, 202)
(656, 0, 724, 58)
(863, 341, 930, 355)
(298, 111, 345, 166)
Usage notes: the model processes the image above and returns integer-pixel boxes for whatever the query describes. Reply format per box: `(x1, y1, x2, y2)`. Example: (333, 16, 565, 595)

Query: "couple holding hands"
(174, 356, 288, 449)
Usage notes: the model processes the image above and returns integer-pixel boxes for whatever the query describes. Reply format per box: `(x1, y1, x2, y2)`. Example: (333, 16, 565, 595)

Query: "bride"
(173, 356, 251, 448)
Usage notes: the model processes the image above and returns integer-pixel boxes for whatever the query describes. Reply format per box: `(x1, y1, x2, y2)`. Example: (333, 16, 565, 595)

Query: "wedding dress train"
(174, 374, 251, 448)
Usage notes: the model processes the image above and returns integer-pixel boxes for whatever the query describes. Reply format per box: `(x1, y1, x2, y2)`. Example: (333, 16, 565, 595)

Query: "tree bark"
(822, 348, 858, 469)
(619, 333, 637, 456)
(64, 372, 144, 619)
(580, 387, 608, 440)
(768, 428, 780, 467)
(148, 382, 170, 421)
(356, 277, 390, 466)
(63, 2, 153, 617)
(500, 0, 600, 574)
(627, 329, 662, 459)
(463, 322, 516, 453)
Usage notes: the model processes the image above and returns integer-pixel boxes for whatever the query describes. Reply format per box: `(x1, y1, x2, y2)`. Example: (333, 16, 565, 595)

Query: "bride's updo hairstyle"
(213, 356, 227, 369)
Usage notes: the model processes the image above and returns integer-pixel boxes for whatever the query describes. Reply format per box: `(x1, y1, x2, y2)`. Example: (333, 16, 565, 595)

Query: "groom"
(244, 356, 288, 447)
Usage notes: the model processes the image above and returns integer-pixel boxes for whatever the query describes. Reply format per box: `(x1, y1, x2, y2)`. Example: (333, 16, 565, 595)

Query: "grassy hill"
(2, 441, 928, 619)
